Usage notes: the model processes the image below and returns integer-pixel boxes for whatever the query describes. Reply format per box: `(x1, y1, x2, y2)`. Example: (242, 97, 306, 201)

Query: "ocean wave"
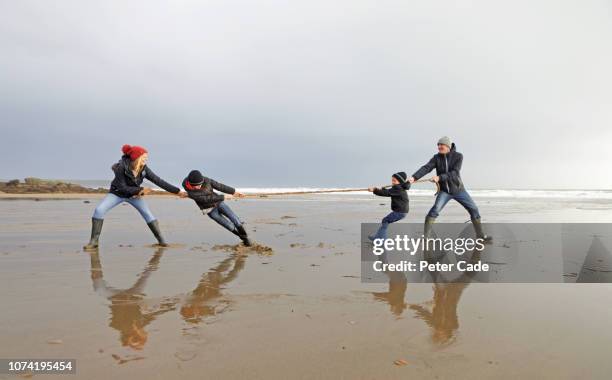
(466, 189, 612, 200)
(239, 188, 612, 200)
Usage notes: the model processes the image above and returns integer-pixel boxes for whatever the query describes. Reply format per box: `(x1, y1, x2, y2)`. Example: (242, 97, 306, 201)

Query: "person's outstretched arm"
(210, 179, 236, 195)
(411, 156, 437, 181)
(373, 187, 391, 197)
(143, 167, 180, 194)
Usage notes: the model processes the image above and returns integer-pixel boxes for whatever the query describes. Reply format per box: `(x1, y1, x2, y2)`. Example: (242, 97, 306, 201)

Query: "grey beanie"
(437, 136, 452, 148)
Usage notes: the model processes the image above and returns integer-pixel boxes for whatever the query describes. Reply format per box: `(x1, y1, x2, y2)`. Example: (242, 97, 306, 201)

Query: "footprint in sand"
(317, 242, 336, 249)
(290, 243, 308, 248)
(212, 243, 274, 256)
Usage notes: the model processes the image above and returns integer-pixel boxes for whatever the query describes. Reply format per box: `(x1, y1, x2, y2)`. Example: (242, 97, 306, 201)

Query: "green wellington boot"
(423, 216, 436, 239)
(84, 218, 104, 250)
(423, 216, 441, 260)
(147, 220, 169, 247)
(472, 218, 493, 243)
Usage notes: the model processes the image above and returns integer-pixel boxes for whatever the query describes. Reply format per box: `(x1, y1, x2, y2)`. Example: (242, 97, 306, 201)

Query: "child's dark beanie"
(188, 170, 205, 185)
(393, 172, 408, 184)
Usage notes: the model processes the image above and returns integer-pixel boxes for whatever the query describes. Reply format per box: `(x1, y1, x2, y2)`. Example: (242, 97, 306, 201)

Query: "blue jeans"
(93, 193, 156, 223)
(372, 211, 407, 240)
(208, 202, 243, 233)
(427, 190, 480, 219)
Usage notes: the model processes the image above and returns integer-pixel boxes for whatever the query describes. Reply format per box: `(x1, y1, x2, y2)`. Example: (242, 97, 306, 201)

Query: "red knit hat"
(122, 144, 148, 161)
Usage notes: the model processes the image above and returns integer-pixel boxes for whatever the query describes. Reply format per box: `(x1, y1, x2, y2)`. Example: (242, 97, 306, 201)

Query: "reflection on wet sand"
(371, 270, 408, 317)
(88, 248, 247, 352)
(372, 249, 483, 346)
(89, 248, 176, 351)
(409, 282, 469, 346)
(180, 252, 247, 324)
(577, 236, 612, 283)
(410, 250, 482, 345)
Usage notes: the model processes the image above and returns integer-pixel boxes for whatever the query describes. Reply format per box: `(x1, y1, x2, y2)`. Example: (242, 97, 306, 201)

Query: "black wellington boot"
(472, 218, 492, 243)
(84, 218, 104, 250)
(235, 225, 252, 247)
(147, 220, 169, 247)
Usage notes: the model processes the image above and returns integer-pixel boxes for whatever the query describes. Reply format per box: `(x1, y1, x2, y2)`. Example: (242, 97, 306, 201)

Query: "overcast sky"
(0, 0, 611, 189)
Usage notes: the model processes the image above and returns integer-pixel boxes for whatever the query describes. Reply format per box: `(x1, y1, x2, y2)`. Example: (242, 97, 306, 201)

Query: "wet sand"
(0, 193, 175, 200)
(1, 194, 612, 379)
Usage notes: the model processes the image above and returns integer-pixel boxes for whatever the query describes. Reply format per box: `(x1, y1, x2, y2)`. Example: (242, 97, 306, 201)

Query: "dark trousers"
(372, 211, 407, 239)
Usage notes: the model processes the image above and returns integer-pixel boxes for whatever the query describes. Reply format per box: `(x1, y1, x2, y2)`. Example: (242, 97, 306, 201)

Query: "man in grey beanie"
(409, 136, 491, 241)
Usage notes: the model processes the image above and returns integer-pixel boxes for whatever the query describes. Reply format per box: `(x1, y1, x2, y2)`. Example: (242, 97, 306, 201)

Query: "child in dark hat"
(182, 170, 251, 246)
(368, 172, 410, 240)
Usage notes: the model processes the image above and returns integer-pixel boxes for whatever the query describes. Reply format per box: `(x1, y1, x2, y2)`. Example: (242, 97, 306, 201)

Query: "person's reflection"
(180, 252, 247, 324)
(371, 251, 408, 317)
(409, 249, 482, 346)
(89, 248, 176, 350)
(409, 283, 467, 345)
(576, 236, 612, 283)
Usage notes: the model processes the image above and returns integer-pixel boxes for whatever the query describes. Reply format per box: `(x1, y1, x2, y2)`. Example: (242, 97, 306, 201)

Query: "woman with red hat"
(84, 144, 186, 249)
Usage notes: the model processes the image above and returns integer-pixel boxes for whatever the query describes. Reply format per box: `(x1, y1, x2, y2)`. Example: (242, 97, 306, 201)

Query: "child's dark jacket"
(182, 176, 235, 210)
(373, 183, 409, 213)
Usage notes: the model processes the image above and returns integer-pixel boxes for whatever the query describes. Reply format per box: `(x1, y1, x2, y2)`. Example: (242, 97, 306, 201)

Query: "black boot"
(147, 220, 168, 247)
(472, 218, 492, 243)
(84, 218, 104, 250)
(235, 225, 252, 247)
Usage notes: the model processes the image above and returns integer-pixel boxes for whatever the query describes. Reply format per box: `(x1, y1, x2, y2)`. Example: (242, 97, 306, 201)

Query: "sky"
(0, 0, 611, 189)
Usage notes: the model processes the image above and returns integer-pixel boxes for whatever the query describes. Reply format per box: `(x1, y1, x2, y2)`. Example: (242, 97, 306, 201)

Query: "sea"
(56, 180, 612, 200)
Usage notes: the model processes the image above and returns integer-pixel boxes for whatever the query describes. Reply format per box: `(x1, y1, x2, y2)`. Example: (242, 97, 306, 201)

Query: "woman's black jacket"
(109, 156, 180, 198)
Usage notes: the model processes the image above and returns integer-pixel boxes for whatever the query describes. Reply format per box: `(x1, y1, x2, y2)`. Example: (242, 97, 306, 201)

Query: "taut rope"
(243, 178, 440, 197)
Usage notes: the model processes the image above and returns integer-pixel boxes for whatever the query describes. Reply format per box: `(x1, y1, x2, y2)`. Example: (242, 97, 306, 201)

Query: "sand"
(1, 194, 612, 379)
(0, 192, 178, 200)
(212, 243, 274, 256)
